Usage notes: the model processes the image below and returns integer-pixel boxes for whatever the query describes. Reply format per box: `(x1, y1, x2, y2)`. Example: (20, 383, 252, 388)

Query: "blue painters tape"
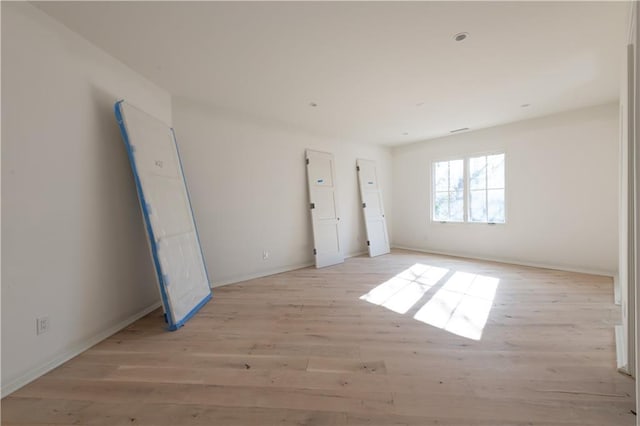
(114, 100, 212, 331)
(114, 100, 174, 328)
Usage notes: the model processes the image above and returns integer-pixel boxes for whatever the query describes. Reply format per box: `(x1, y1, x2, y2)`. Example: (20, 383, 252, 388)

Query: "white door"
(357, 159, 390, 257)
(115, 101, 212, 330)
(306, 150, 344, 268)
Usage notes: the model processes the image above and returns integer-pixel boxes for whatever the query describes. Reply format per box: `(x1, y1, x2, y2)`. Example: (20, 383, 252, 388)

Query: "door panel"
(306, 150, 344, 268)
(359, 165, 379, 190)
(309, 157, 335, 187)
(315, 190, 338, 220)
(315, 223, 341, 255)
(357, 159, 390, 257)
(363, 191, 384, 217)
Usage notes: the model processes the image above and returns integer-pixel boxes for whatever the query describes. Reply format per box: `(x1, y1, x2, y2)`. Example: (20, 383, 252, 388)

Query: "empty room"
(2, 1, 640, 425)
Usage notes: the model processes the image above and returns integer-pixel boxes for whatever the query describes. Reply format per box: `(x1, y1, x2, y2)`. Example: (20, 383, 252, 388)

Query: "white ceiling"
(34, 1, 629, 146)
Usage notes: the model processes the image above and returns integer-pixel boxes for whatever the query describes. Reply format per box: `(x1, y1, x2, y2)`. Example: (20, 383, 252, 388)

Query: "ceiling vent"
(449, 127, 469, 133)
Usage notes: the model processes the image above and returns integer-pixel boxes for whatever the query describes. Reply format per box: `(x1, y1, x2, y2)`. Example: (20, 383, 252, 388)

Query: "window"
(433, 159, 464, 222)
(432, 153, 505, 224)
(469, 154, 505, 223)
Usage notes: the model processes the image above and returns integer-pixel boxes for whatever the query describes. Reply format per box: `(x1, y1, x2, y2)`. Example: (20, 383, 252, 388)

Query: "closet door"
(306, 150, 344, 268)
(357, 159, 390, 257)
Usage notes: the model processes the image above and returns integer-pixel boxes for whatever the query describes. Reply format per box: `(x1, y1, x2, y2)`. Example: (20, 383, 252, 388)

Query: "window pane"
(469, 156, 486, 190)
(434, 191, 449, 221)
(449, 159, 464, 192)
(469, 190, 486, 222)
(434, 161, 449, 191)
(487, 154, 505, 189)
(487, 189, 505, 223)
(433, 154, 504, 224)
(450, 190, 464, 221)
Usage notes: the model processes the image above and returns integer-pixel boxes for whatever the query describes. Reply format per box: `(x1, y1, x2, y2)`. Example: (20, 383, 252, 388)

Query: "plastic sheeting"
(115, 100, 211, 330)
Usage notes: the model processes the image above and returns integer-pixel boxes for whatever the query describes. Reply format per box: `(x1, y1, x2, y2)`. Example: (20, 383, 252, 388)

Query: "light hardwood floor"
(2, 250, 635, 425)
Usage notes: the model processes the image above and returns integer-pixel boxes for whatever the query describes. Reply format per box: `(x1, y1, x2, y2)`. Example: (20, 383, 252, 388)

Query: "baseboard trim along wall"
(210, 250, 369, 288)
(211, 262, 315, 288)
(346, 250, 369, 258)
(1, 301, 162, 398)
(615, 324, 629, 373)
(392, 245, 616, 278)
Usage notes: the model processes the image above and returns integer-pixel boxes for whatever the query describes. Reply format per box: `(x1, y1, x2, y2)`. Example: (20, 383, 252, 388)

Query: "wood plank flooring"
(2, 250, 635, 425)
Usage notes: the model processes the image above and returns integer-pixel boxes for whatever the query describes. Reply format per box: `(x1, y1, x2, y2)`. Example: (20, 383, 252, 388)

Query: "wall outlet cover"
(36, 317, 50, 335)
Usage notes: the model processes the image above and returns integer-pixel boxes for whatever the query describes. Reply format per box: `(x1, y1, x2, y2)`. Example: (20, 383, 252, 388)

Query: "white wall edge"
(627, 0, 636, 45)
(392, 245, 616, 278)
(1, 300, 162, 399)
(614, 274, 622, 305)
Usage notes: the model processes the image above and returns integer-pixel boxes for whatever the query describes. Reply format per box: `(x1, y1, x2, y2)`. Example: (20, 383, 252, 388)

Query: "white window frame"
(467, 152, 507, 224)
(431, 158, 465, 223)
(431, 151, 507, 224)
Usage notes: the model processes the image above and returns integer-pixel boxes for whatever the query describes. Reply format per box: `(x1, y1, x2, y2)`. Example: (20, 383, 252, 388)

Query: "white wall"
(392, 103, 619, 275)
(1, 3, 171, 396)
(172, 97, 392, 286)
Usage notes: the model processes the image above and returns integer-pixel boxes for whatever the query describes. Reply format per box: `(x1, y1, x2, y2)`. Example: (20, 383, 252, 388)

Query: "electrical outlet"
(36, 316, 50, 335)
(262, 250, 269, 260)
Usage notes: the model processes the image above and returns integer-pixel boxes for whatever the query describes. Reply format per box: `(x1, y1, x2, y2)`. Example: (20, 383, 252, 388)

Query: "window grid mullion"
(449, 161, 452, 220)
(485, 156, 489, 222)
(464, 158, 468, 222)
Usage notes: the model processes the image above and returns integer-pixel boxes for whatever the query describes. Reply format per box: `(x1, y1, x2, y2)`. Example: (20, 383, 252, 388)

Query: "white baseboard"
(391, 245, 616, 278)
(615, 325, 629, 374)
(211, 262, 315, 288)
(1, 301, 162, 399)
(614, 274, 622, 305)
(346, 250, 368, 258)
(210, 251, 368, 288)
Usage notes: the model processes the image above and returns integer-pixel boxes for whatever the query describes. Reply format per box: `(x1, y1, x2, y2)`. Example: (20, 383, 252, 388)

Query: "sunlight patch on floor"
(414, 272, 499, 340)
(359, 263, 449, 314)
(360, 265, 499, 340)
